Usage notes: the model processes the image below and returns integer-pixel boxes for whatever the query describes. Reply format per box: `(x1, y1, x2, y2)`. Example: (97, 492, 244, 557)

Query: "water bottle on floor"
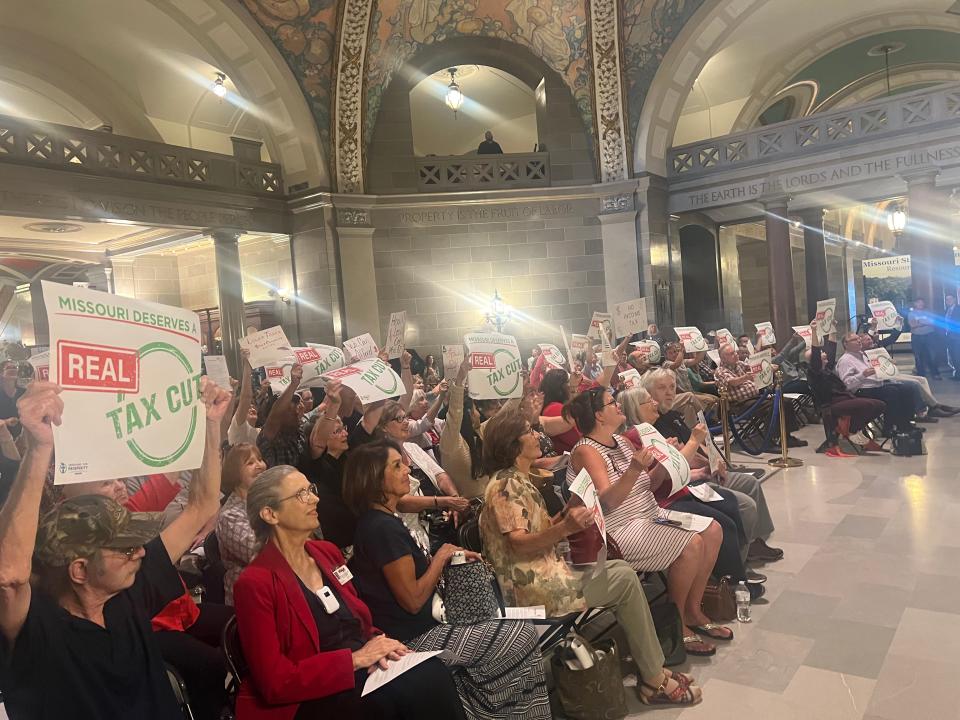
(735, 581, 751, 622)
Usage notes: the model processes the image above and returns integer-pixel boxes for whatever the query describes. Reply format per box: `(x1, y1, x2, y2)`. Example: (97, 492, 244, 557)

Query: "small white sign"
(570, 334, 592, 363)
(868, 300, 900, 331)
(464, 332, 524, 400)
(588, 312, 613, 341)
(715, 329, 736, 348)
(612, 298, 648, 339)
(630, 340, 661, 364)
(343, 333, 379, 362)
(560, 326, 573, 371)
(791, 325, 814, 348)
(865, 347, 898, 378)
(203, 355, 231, 390)
(599, 328, 617, 367)
(567, 468, 606, 550)
(696, 409, 721, 476)
(320, 358, 404, 404)
(635, 423, 691, 497)
(538, 343, 566, 369)
(815, 298, 837, 336)
(238, 326, 293, 369)
(674, 326, 708, 353)
(385, 311, 407, 360)
(619, 368, 643, 389)
(27, 350, 50, 381)
(754, 322, 776, 348)
(748, 349, 774, 389)
(441, 344, 464, 380)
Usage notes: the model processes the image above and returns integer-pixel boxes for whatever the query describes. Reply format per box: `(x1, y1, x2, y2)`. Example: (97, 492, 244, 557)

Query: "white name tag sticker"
(332, 565, 354, 585)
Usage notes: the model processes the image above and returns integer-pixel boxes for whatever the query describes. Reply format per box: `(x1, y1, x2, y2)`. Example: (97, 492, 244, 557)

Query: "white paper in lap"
(362, 651, 444, 697)
(464, 333, 524, 400)
(238, 326, 293, 369)
(634, 423, 691, 497)
(43, 281, 205, 484)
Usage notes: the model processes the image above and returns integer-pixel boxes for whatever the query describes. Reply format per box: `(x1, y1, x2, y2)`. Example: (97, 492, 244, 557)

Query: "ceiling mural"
(364, 0, 594, 151)
(241, 0, 339, 164)
(619, 0, 706, 143)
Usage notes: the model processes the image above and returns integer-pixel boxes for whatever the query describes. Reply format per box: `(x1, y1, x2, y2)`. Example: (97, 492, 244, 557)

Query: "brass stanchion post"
(719, 386, 732, 466)
(769, 370, 803, 468)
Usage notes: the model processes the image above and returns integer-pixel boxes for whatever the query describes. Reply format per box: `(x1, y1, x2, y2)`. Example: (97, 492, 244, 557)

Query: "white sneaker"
(848, 431, 868, 445)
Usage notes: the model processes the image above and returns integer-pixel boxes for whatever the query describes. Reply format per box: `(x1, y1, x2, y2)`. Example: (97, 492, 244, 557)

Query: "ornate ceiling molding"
(333, 0, 374, 194)
(589, 0, 629, 182)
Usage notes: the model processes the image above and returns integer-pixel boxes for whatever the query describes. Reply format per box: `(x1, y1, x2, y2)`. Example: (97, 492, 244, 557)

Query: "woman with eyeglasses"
(232, 465, 467, 720)
(345, 442, 551, 720)
(564, 388, 730, 657)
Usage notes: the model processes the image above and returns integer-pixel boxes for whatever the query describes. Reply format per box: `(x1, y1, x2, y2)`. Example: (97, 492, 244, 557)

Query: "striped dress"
(568, 434, 694, 571)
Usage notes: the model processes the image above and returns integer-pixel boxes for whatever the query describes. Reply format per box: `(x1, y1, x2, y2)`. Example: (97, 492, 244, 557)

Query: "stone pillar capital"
(759, 195, 791, 212)
(795, 207, 826, 225)
(209, 228, 243, 245)
(899, 167, 940, 188)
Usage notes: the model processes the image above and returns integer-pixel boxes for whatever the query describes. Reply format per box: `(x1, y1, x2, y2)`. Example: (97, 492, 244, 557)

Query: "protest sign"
(238, 326, 293, 369)
(715, 328, 736, 348)
(27, 350, 50, 381)
(868, 301, 900, 331)
(674, 326, 708, 353)
(619, 368, 642, 389)
(343, 333, 379, 362)
(441, 344, 464, 379)
(612, 298, 648, 339)
(697, 410, 722, 476)
(635, 423, 691, 497)
(264, 344, 348, 393)
(630, 340, 661, 364)
(560, 326, 573, 371)
(464, 332, 524, 400)
(599, 328, 616, 367)
(567, 468, 606, 551)
(538, 343, 566, 369)
(570, 334, 592, 364)
(754, 322, 776, 348)
(707, 349, 721, 366)
(587, 312, 612, 341)
(865, 348, 898, 378)
(815, 299, 837, 335)
(203, 355, 231, 390)
(385, 311, 407, 360)
(320, 358, 404, 404)
(791, 325, 814, 348)
(43, 281, 205, 484)
(748, 349, 774, 388)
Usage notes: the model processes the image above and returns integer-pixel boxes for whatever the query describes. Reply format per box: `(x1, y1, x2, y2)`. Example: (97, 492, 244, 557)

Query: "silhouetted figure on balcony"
(477, 130, 503, 154)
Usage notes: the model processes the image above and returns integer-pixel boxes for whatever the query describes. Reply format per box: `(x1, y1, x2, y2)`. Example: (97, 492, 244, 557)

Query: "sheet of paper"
(464, 332, 524, 400)
(203, 355, 231, 389)
(441, 344, 464, 380)
(696, 409, 721, 475)
(662, 509, 713, 533)
(570, 334, 592, 367)
(715, 329, 736, 348)
(706, 349, 720, 366)
(635, 423, 691, 497)
(754, 322, 776, 348)
(343, 333, 379, 362)
(504, 606, 547, 620)
(320, 358, 404, 404)
(588, 312, 612, 341)
(865, 347, 898, 378)
(612, 298, 648, 339)
(619, 368, 642, 389)
(868, 300, 900, 331)
(599, 327, 616, 367)
(630, 340, 661, 364)
(385, 311, 407, 360)
(688, 483, 724, 502)
(745, 338, 756, 355)
(674, 325, 708, 353)
(791, 325, 814, 348)
(538, 343, 566, 369)
(567, 467, 606, 549)
(238, 326, 293, 369)
(815, 298, 837, 336)
(748, 349, 774, 389)
(362, 651, 444, 697)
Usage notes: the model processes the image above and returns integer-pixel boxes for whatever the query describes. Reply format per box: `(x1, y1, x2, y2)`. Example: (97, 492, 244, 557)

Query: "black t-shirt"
(296, 577, 364, 653)
(298, 452, 356, 549)
(349, 510, 435, 642)
(654, 410, 690, 444)
(0, 537, 184, 720)
(477, 140, 503, 154)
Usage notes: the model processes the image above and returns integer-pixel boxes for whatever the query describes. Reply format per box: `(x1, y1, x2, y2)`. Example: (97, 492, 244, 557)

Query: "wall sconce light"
(483, 289, 512, 332)
(886, 203, 907, 235)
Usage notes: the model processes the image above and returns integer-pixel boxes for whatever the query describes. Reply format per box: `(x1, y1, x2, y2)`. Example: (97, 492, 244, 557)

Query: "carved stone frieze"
(601, 193, 634, 213)
(589, 0, 629, 183)
(336, 207, 371, 226)
(333, 0, 374, 194)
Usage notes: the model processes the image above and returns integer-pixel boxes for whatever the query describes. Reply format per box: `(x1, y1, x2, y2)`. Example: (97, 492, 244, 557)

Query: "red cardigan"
(232, 539, 379, 720)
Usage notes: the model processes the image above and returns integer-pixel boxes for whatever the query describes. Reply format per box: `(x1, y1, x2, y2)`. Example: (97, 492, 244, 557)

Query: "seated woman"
(218, 442, 268, 605)
(344, 442, 551, 720)
(233, 465, 466, 720)
(663, 343, 718, 419)
(480, 410, 702, 707)
(564, 388, 731, 656)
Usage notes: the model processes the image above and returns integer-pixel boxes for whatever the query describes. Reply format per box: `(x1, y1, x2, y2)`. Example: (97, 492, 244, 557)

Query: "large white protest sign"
(343, 333, 379, 362)
(748, 349, 774, 388)
(587, 312, 612, 341)
(320, 358, 403, 404)
(464, 333, 524, 400)
(619, 368, 642, 389)
(238, 326, 293, 369)
(385, 311, 407, 360)
(715, 328, 736, 348)
(865, 348, 898, 378)
(538, 343, 566, 369)
(612, 298, 648, 339)
(815, 299, 837, 335)
(43, 281, 205, 484)
(674, 326, 708, 353)
(264, 345, 349, 393)
(630, 340, 661, 364)
(869, 301, 900, 331)
(791, 325, 814, 348)
(203, 355, 231, 390)
(441, 344, 464, 379)
(567, 468, 606, 551)
(635, 423, 691, 497)
(27, 350, 50, 381)
(754, 322, 776, 348)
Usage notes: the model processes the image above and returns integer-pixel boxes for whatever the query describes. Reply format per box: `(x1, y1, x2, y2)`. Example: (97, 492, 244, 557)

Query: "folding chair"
(165, 663, 196, 720)
(222, 615, 248, 712)
(532, 607, 615, 655)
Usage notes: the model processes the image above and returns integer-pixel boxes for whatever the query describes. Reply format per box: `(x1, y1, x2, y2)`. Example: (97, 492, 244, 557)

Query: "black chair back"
(222, 615, 249, 685)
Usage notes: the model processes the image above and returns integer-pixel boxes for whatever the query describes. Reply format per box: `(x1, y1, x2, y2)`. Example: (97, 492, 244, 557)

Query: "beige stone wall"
(111, 255, 182, 307)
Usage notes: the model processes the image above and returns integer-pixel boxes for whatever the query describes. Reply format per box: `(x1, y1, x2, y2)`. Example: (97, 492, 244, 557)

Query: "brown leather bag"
(700, 575, 737, 621)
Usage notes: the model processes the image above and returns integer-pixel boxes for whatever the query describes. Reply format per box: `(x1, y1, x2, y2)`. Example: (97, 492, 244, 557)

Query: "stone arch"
(366, 36, 597, 194)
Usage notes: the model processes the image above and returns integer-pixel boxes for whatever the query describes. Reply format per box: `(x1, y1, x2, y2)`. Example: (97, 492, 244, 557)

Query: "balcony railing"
(0, 113, 283, 196)
(668, 83, 960, 179)
(415, 152, 550, 192)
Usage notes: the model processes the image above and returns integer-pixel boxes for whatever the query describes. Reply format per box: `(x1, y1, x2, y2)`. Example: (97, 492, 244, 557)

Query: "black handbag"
(891, 430, 924, 457)
(456, 498, 484, 553)
(650, 601, 686, 667)
(550, 633, 628, 720)
(441, 560, 505, 624)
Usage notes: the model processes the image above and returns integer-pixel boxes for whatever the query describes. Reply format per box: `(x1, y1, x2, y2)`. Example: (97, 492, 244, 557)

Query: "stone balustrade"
(415, 152, 551, 192)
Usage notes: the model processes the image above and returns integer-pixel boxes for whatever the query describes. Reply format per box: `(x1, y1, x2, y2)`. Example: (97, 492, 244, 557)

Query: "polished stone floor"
(621, 379, 960, 718)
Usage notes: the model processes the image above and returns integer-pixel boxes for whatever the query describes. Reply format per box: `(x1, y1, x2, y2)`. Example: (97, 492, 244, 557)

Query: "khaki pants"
(581, 560, 663, 680)
(673, 392, 717, 428)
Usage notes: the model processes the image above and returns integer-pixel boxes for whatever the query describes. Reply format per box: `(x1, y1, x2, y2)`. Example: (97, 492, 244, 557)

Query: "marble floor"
(619, 378, 960, 719)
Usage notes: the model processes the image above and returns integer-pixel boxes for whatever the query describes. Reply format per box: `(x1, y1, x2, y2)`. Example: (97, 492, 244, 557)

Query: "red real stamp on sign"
(294, 348, 322, 363)
(57, 340, 139, 393)
(470, 352, 497, 369)
(266, 367, 286, 378)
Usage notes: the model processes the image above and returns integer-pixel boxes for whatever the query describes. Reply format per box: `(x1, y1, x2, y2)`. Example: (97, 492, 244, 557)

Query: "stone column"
(334, 208, 381, 343)
(289, 200, 339, 345)
(635, 174, 670, 324)
(598, 193, 640, 312)
(29, 280, 48, 346)
(799, 207, 828, 320)
(902, 169, 951, 308)
(211, 229, 245, 376)
(764, 197, 797, 343)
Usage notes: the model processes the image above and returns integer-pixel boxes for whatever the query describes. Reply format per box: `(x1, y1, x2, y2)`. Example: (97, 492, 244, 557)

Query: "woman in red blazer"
(232, 464, 466, 720)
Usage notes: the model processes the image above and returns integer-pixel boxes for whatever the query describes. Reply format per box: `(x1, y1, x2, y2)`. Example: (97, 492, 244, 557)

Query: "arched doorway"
(679, 224, 722, 329)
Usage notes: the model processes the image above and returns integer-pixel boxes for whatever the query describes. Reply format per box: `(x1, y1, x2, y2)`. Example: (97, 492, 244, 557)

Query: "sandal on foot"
(683, 634, 716, 656)
(638, 677, 702, 706)
(665, 668, 695, 687)
(692, 623, 734, 641)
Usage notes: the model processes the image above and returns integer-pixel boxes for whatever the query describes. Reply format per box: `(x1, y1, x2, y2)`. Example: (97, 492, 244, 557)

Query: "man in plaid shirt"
(715, 344, 807, 448)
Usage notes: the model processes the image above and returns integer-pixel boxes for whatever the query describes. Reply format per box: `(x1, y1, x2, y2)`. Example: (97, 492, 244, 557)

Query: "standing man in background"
(908, 298, 940, 379)
(945, 295, 960, 380)
(477, 130, 503, 154)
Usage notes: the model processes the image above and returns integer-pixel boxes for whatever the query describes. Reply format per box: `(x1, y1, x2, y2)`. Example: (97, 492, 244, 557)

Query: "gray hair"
(410, 389, 426, 406)
(642, 367, 675, 392)
(246, 465, 297, 548)
(377, 400, 406, 430)
(618, 386, 653, 426)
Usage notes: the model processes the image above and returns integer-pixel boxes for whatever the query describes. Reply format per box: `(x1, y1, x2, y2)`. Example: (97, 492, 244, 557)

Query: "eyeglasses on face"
(106, 546, 142, 561)
(278, 482, 319, 504)
(390, 414, 408, 424)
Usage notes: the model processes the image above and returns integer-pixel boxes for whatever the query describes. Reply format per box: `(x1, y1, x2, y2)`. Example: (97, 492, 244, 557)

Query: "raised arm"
(232, 349, 254, 428)
(0, 382, 62, 644)
(397, 351, 414, 411)
(160, 378, 231, 563)
(261, 364, 302, 440)
(307, 380, 342, 459)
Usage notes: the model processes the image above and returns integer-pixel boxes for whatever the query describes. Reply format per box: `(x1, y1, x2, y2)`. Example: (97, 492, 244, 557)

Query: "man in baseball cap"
(0, 378, 231, 720)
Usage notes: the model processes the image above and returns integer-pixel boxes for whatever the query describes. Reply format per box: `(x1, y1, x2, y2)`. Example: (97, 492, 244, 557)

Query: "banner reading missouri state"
(43, 281, 205, 484)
